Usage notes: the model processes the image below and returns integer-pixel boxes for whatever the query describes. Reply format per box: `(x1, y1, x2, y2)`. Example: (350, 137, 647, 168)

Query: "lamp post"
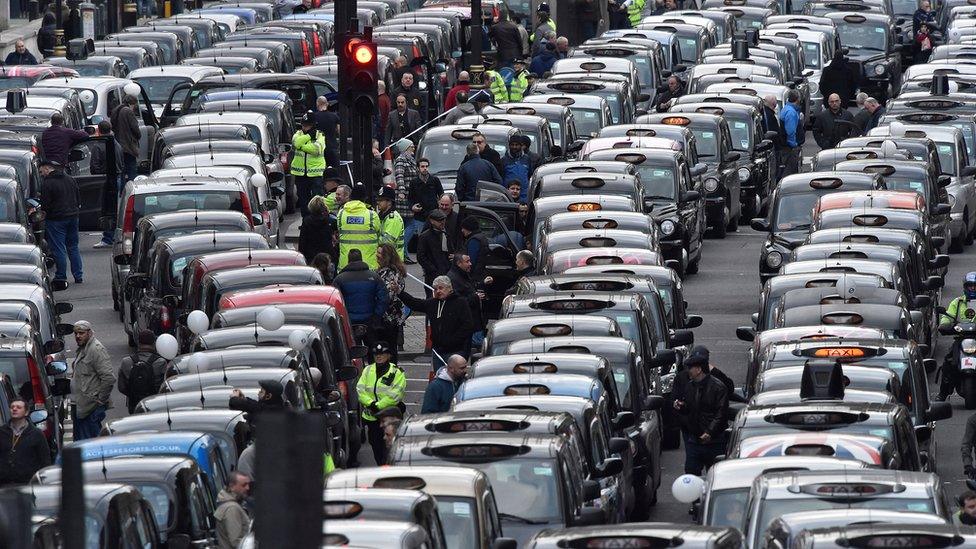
(53, 0, 66, 56)
(469, 0, 484, 91)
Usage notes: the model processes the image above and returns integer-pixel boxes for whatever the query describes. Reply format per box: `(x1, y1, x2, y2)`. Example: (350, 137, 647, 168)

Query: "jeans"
(580, 21, 598, 41)
(403, 218, 424, 257)
(781, 146, 801, 177)
(471, 330, 485, 350)
(46, 217, 83, 281)
(101, 176, 123, 244)
(123, 152, 138, 184)
(73, 405, 106, 441)
(295, 175, 323, 217)
(683, 433, 726, 475)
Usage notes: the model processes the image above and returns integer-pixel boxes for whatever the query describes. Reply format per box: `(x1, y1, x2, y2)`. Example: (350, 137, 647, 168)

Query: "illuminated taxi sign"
(853, 214, 889, 226)
(661, 116, 691, 126)
(551, 82, 602, 92)
(512, 362, 559, 373)
(771, 411, 864, 425)
(506, 107, 536, 115)
(696, 106, 726, 115)
(450, 129, 479, 139)
(504, 384, 551, 395)
(586, 256, 625, 265)
(852, 534, 956, 548)
(810, 178, 843, 189)
(625, 128, 656, 137)
(614, 153, 647, 163)
(580, 237, 618, 247)
(533, 299, 612, 311)
(571, 177, 606, 188)
(547, 97, 576, 106)
(372, 477, 427, 490)
(568, 202, 602, 212)
(582, 219, 618, 229)
(436, 420, 526, 432)
(529, 324, 573, 337)
(798, 482, 898, 497)
(842, 14, 867, 22)
(579, 61, 607, 71)
(821, 312, 865, 325)
(846, 151, 878, 160)
(323, 502, 364, 519)
(811, 347, 867, 358)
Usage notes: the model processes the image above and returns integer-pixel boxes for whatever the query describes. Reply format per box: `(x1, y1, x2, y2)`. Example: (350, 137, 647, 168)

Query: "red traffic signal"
(346, 38, 375, 65)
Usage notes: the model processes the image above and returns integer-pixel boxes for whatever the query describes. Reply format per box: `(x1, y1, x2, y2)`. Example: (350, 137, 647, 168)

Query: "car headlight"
(873, 64, 885, 76)
(766, 250, 783, 268)
(948, 194, 957, 208)
(704, 178, 719, 192)
(737, 167, 751, 182)
(963, 339, 976, 354)
(809, 81, 819, 94)
(661, 220, 677, 236)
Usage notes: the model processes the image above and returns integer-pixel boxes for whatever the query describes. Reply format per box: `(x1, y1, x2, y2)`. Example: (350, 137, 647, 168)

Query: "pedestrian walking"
(670, 345, 729, 475)
(333, 248, 389, 346)
(356, 341, 406, 465)
(314, 96, 340, 172)
(490, 12, 525, 67)
(109, 94, 142, 184)
(40, 159, 83, 284)
(292, 111, 327, 218)
(421, 354, 469, 413)
(473, 131, 505, 175)
(916, 23, 935, 63)
(0, 398, 51, 486)
(392, 139, 417, 240)
(117, 330, 167, 414)
(71, 321, 115, 441)
(531, 3, 557, 44)
(913, 0, 938, 38)
(298, 195, 336, 264)
(456, 144, 502, 202)
(400, 276, 475, 368)
(337, 193, 382, 269)
(813, 93, 856, 150)
(321, 170, 343, 214)
(5, 40, 38, 65)
(376, 243, 406, 361)
(377, 187, 405, 260)
(437, 193, 461, 247)
(960, 411, 976, 479)
(509, 58, 531, 101)
(576, 0, 601, 41)
(779, 90, 803, 177)
(407, 157, 443, 262)
(386, 94, 422, 144)
(417, 210, 453, 287)
(215, 471, 252, 549)
(442, 92, 478, 126)
(92, 120, 126, 249)
(40, 113, 88, 167)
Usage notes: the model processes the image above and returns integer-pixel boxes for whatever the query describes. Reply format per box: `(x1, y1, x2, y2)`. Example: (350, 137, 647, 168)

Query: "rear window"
(0, 356, 33, 403)
(133, 191, 245, 227)
(0, 77, 33, 91)
(133, 482, 173, 530)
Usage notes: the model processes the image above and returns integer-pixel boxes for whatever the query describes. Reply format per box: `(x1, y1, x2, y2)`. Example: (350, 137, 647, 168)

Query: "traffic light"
(344, 34, 378, 115)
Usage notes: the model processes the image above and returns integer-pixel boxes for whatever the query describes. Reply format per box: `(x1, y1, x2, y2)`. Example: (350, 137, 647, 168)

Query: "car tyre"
(709, 205, 729, 239)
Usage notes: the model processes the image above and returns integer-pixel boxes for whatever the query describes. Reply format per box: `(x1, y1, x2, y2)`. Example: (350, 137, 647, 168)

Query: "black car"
(824, 11, 905, 101)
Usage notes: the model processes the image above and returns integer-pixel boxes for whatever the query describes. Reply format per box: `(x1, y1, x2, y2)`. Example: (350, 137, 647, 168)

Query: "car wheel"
(686, 255, 700, 275)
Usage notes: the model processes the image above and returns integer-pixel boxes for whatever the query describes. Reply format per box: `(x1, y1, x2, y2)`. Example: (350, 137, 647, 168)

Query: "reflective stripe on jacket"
(291, 129, 326, 177)
(380, 209, 405, 259)
(338, 200, 381, 269)
(356, 362, 406, 421)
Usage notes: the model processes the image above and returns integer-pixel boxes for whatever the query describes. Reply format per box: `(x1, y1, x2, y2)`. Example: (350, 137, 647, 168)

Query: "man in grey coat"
(110, 94, 142, 184)
(215, 471, 252, 548)
(70, 321, 115, 440)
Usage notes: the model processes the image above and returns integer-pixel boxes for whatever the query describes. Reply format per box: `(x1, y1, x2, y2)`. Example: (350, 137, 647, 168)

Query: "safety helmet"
(966, 271, 976, 300)
(301, 110, 316, 126)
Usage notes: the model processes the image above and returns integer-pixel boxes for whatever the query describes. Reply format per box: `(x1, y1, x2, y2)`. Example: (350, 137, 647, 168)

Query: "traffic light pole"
(335, 0, 355, 162)
(469, 0, 484, 92)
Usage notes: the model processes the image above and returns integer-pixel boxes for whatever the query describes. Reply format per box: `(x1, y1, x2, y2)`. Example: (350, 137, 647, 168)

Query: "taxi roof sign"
(799, 361, 845, 400)
(571, 177, 606, 188)
(323, 502, 364, 519)
(528, 324, 573, 337)
(810, 178, 844, 189)
(564, 537, 666, 548)
(504, 384, 552, 395)
(770, 410, 868, 426)
(372, 477, 427, 490)
(433, 419, 528, 433)
(797, 482, 901, 498)
(853, 214, 889, 227)
(568, 202, 603, 211)
(848, 533, 961, 548)
(547, 97, 576, 106)
(425, 443, 530, 461)
(582, 219, 618, 229)
(580, 237, 618, 247)
(661, 116, 692, 126)
(512, 362, 559, 373)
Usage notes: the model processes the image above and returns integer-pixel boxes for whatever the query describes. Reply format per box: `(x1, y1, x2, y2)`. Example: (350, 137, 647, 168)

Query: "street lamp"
(469, 0, 484, 91)
(53, 0, 66, 56)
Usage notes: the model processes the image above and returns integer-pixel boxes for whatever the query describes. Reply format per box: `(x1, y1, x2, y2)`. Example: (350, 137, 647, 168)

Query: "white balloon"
(78, 89, 95, 104)
(671, 474, 704, 504)
(288, 329, 308, 350)
(155, 334, 179, 360)
(250, 174, 268, 188)
(187, 310, 210, 335)
(123, 82, 142, 98)
(256, 306, 285, 332)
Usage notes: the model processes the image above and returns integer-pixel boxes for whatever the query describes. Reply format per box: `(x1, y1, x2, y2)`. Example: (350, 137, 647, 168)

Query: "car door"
(677, 159, 704, 252)
(69, 138, 115, 231)
(457, 204, 519, 319)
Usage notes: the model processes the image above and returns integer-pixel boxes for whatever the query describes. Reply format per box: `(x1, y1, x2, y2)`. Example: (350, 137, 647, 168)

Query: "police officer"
(356, 341, 406, 465)
(484, 59, 509, 104)
(530, 3, 557, 43)
(622, 0, 646, 28)
(377, 186, 405, 259)
(509, 58, 530, 102)
(337, 187, 382, 270)
(938, 272, 976, 400)
(292, 111, 327, 217)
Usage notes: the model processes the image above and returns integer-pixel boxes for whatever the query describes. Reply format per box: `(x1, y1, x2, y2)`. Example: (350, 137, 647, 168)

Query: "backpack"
(128, 353, 160, 402)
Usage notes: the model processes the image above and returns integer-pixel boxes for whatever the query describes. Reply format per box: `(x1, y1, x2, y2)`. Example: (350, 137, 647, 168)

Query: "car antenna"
(221, 354, 228, 385)
(194, 354, 207, 408)
(99, 445, 109, 480)
(164, 392, 173, 429)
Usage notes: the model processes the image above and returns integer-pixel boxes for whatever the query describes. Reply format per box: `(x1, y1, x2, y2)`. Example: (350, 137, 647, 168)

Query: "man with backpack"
(117, 330, 168, 414)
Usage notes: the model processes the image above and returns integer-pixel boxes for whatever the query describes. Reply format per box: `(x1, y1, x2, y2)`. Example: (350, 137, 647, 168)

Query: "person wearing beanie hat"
(356, 340, 405, 465)
(117, 330, 169, 414)
(230, 379, 286, 426)
(670, 345, 730, 475)
(392, 139, 418, 257)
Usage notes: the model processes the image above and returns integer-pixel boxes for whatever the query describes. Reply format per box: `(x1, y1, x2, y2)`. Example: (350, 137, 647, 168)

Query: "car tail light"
(262, 210, 272, 230)
(160, 306, 173, 331)
(27, 356, 51, 436)
(122, 194, 135, 255)
(413, 46, 421, 60)
(312, 33, 322, 56)
(239, 191, 254, 226)
(302, 41, 311, 65)
(280, 152, 290, 171)
(338, 380, 348, 401)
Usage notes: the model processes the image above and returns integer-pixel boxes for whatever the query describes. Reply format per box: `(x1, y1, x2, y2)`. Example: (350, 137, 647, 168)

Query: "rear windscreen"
(134, 191, 245, 227)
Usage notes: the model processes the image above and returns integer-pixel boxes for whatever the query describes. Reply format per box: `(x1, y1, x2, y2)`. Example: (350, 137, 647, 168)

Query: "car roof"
(35, 456, 196, 485)
(130, 65, 224, 79)
(139, 210, 250, 230)
(776, 171, 883, 193)
(708, 456, 868, 491)
(157, 231, 268, 253)
(105, 409, 246, 434)
(327, 465, 491, 498)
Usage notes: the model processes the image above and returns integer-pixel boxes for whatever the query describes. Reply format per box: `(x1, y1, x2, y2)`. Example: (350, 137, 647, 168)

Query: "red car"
(0, 65, 79, 90)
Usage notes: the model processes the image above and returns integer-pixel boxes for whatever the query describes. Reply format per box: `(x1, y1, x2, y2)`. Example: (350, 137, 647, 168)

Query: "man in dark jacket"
(0, 398, 51, 485)
(529, 42, 559, 76)
(332, 249, 390, 345)
(461, 217, 490, 283)
(230, 380, 286, 426)
(864, 97, 886, 133)
(395, 72, 426, 122)
(473, 132, 504, 175)
(4, 40, 38, 65)
(314, 96, 340, 171)
(456, 144, 502, 202)
(417, 210, 453, 288)
(408, 158, 443, 257)
(110, 94, 142, 184)
(40, 113, 88, 166)
(501, 135, 534, 201)
(489, 12, 525, 67)
(851, 93, 871, 135)
(297, 195, 336, 264)
(655, 76, 685, 112)
(448, 253, 487, 348)
(400, 275, 475, 366)
(92, 120, 126, 248)
(117, 330, 168, 414)
(386, 94, 422, 145)
(819, 52, 859, 108)
(812, 93, 857, 150)
(670, 346, 729, 475)
(421, 354, 469, 413)
(40, 159, 83, 283)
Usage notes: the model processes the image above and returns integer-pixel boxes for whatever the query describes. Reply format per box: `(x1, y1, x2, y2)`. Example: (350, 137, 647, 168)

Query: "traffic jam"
(5, 0, 976, 546)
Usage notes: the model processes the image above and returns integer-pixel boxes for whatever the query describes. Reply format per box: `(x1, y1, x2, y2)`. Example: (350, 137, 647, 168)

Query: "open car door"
(158, 81, 194, 128)
(456, 203, 521, 319)
(68, 137, 116, 231)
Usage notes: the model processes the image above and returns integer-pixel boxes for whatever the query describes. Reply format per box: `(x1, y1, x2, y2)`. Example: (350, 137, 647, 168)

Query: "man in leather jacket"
(671, 345, 730, 475)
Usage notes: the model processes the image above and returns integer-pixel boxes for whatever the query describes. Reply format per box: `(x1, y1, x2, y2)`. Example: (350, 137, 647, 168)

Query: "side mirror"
(45, 256, 55, 270)
(574, 507, 604, 527)
(637, 93, 651, 103)
(113, 254, 130, 266)
(550, 144, 563, 158)
(68, 148, 85, 162)
(736, 326, 756, 342)
(56, 323, 74, 337)
(928, 255, 950, 270)
(932, 203, 951, 216)
(269, 172, 284, 183)
(690, 163, 707, 177)
(938, 175, 952, 187)
(643, 394, 665, 410)
(756, 139, 773, 151)
(608, 437, 629, 454)
(723, 151, 741, 163)
(162, 295, 180, 309)
(923, 357, 938, 373)
(29, 209, 46, 224)
(29, 409, 48, 425)
(612, 411, 636, 429)
(643, 197, 655, 214)
(43, 340, 65, 354)
(270, 186, 285, 198)
(914, 425, 932, 443)
(685, 314, 703, 328)
(251, 213, 264, 226)
(567, 139, 585, 153)
(594, 456, 624, 478)
(491, 539, 518, 549)
(323, 389, 343, 404)
(335, 366, 358, 382)
(925, 401, 952, 422)
(51, 378, 71, 396)
(670, 329, 694, 347)
(350, 345, 369, 359)
(261, 199, 278, 211)
(750, 218, 770, 232)
(962, 166, 976, 177)
(126, 274, 149, 290)
(635, 109, 649, 117)
(324, 410, 342, 427)
(581, 479, 602, 502)
(54, 302, 73, 315)
(931, 236, 946, 249)
(764, 130, 779, 141)
(277, 143, 293, 154)
(751, 312, 759, 327)
(926, 275, 944, 290)
(911, 295, 932, 309)
(650, 348, 677, 367)
(50, 279, 69, 292)
(939, 323, 957, 336)
(680, 190, 701, 203)
(46, 361, 68, 376)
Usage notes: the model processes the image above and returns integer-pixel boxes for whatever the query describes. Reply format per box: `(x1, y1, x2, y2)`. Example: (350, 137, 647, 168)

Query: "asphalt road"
(58, 139, 976, 525)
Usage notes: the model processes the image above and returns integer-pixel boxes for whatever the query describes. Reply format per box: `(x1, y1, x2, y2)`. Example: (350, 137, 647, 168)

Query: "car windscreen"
(434, 496, 480, 549)
(0, 187, 17, 222)
(0, 77, 33, 91)
(773, 192, 818, 231)
(802, 41, 822, 69)
(878, 173, 931, 203)
(135, 76, 192, 104)
(677, 36, 701, 63)
(0, 355, 33, 404)
(727, 116, 754, 152)
(470, 459, 563, 523)
(637, 164, 677, 199)
(134, 191, 245, 227)
(835, 22, 888, 52)
(571, 107, 602, 137)
(708, 488, 749, 530)
(133, 482, 174, 531)
(689, 127, 718, 158)
(935, 143, 958, 176)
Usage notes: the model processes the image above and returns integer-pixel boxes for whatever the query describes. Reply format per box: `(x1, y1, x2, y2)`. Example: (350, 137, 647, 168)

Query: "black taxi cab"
(528, 194, 639, 248)
(521, 94, 613, 139)
(538, 230, 659, 269)
(812, 207, 946, 259)
(529, 172, 648, 211)
(543, 211, 660, 241)
(529, 79, 634, 125)
(531, 160, 637, 186)
(416, 125, 518, 193)
(482, 316, 620, 357)
(750, 171, 885, 282)
(824, 11, 905, 101)
(805, 226, 944, 280)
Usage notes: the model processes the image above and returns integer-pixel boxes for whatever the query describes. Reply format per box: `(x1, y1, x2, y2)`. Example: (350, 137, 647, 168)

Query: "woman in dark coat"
(819, 51, 859, 107)
(38, 12, 57, 58)
(298, 195, 336, 264)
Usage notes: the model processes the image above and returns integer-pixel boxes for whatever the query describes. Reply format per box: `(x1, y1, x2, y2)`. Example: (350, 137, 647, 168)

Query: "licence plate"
(962, 357, 976, 370)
